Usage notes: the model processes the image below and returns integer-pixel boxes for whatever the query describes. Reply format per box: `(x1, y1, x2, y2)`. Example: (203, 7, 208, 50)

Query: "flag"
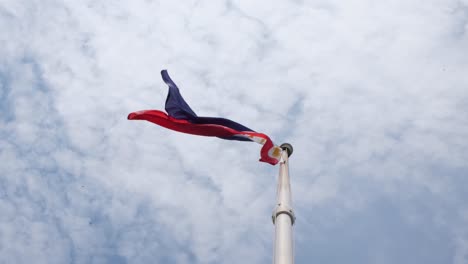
(128, 70, 282, 165)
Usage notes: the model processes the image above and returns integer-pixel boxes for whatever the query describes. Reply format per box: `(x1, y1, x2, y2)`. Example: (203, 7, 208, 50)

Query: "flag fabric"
(128, 70, 282, 165)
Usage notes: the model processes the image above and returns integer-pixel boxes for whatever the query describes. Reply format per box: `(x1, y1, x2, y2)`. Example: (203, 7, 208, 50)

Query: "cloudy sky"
(1, 0, 468, 263)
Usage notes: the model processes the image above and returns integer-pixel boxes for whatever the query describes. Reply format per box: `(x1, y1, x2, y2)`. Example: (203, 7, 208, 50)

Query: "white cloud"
(1, 0, 468, 263)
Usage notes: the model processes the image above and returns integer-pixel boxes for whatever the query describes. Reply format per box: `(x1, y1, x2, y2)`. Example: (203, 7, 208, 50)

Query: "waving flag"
(128, 70, 282, 165)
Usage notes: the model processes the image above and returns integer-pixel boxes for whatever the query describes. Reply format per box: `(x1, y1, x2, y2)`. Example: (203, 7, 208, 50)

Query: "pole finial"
(280, 143, 293, 157)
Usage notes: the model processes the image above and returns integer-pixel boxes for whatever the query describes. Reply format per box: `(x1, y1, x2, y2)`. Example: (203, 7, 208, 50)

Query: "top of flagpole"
(280, 143, 293, 157)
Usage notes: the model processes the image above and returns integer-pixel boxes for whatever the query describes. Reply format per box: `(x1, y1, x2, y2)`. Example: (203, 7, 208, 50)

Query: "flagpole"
(272, 143, 295, 264)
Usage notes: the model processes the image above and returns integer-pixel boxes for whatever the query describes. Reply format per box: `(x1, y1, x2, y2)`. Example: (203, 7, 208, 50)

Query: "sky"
(1, 0, 468, 263)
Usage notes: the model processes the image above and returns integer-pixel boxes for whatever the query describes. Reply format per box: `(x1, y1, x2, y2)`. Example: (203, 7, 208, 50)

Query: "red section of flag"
(128, 110, 280, 165)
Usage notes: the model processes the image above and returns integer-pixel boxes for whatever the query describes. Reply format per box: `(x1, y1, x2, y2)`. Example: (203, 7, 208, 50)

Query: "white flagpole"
(272, 143, 295, 264)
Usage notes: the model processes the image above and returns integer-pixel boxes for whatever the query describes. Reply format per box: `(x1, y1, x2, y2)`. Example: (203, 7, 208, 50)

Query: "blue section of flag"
(161, 70, 255, 140)
(162, 70, 197, 120)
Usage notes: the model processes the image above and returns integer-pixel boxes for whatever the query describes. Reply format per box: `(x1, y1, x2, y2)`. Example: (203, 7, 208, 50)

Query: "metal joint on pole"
(272, 203, 296, 225)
